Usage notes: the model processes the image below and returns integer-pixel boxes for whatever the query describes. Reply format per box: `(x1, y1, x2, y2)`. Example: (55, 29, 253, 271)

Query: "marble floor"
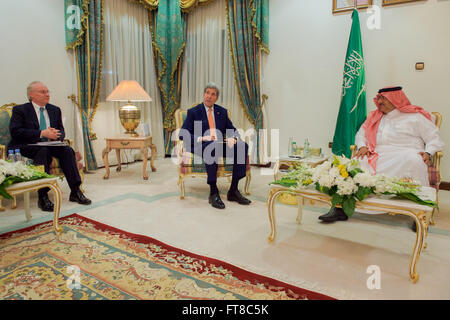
(1, 158, 450, 299)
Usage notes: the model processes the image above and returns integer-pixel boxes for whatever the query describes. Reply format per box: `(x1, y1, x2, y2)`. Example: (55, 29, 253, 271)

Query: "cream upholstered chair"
(0, 102, 85, 208)
(350, 111, 443, 224)
(174, 105, 251, 199)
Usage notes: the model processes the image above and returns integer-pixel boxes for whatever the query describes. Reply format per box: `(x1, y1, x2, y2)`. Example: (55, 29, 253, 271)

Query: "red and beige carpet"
(0, 214, 334, 300)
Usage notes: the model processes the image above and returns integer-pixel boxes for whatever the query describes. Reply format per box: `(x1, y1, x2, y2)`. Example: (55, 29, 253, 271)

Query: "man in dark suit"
(9, 81, 91, 212)
(179, 82, 251, 209)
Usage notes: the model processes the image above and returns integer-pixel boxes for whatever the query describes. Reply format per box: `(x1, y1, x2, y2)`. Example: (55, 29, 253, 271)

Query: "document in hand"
(29, 141, 68, 147)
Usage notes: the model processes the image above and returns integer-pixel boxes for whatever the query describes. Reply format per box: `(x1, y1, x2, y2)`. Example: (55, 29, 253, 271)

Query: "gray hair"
(204, 82, 220, 98)
(27, 81, 43, 101)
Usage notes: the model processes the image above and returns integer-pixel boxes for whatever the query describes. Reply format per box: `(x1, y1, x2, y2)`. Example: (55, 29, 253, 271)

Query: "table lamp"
(106, 80, 152, 137)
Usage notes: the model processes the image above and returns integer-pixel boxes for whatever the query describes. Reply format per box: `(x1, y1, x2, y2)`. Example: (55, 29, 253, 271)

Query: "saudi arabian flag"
(332, 9, 367, 158)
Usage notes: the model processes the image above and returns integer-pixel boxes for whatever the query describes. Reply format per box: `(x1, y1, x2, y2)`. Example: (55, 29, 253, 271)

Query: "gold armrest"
(0, 144, 5, 160)
(350, 145, 357, 157)
(433, 151, 443, 171)
(64, 138, 73, 147)
(175, 140, 185, 164)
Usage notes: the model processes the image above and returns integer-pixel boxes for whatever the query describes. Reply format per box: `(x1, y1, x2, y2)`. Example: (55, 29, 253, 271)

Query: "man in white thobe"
(354, 86, 443, 186)
(319, 86, 444, 223)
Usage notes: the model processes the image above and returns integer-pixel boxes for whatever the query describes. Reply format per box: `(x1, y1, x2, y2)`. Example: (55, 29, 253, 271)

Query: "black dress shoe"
(38, 196, 54, 212)
(209, 193, 225, 209)
(227, 190, 251, 205)
(318, 207, 348, 223)
(69, 190, 92, 205)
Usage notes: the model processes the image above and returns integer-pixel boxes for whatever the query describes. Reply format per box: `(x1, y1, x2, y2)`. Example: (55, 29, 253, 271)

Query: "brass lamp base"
(119, 104, 141, 137)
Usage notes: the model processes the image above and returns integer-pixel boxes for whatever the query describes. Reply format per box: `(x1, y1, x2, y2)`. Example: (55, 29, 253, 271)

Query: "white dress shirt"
(32, 101, 50, 129)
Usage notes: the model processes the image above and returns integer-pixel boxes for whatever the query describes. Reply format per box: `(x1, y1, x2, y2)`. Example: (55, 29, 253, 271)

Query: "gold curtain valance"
(127, 0, 159, 11)
(128, 0, 216, 13)
(180, 0, 217, 13)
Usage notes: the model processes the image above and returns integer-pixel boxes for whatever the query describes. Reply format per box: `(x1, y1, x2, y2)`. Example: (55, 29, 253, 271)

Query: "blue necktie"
(39, 107, 47, 141)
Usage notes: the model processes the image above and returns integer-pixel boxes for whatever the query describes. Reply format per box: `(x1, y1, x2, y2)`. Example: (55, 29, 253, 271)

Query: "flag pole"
(354, 0, 357, 9)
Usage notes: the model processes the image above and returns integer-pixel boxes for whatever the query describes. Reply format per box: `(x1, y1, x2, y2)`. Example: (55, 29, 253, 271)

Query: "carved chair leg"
(178, 175, 185, 199)
(11, 196, 17, 209)
(430, 192, 439, 225)
(244, 170, 251, 195)
(79, 169, 85, 193)
(430, 207, 437, 226)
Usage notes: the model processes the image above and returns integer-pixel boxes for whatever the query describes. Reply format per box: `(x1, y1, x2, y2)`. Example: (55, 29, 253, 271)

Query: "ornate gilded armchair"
(350, 111, 443, 224)
(174, 105, 251, 199)
(0, 102, 85, 208)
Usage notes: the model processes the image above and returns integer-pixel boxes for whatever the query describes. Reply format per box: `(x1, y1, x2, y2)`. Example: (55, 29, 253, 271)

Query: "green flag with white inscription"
(64, 0, 84, 50)
(332, 9, 367, 158)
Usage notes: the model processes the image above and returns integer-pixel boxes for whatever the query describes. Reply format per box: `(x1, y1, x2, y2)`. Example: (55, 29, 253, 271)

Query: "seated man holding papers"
(8, 81, 91, 212)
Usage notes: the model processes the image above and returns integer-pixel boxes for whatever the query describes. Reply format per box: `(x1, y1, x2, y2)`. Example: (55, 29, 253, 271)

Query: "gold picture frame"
(382, 0, 427, 6)
(333, 0, 373, 13)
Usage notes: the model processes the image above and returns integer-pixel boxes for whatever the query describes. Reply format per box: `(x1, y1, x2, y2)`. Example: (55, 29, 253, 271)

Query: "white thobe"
(355, 109, 444, 186)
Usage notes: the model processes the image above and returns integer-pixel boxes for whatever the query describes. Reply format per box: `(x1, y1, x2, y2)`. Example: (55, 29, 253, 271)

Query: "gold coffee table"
(267, 184, 435, 283)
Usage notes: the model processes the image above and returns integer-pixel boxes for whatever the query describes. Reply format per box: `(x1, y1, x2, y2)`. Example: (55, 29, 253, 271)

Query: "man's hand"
(225, 137, 237, 148)
(41, 127, 61, 140)
(199, 135, 214, 142)
(355, 146, 370, 159)
(419, 152, 431, 166)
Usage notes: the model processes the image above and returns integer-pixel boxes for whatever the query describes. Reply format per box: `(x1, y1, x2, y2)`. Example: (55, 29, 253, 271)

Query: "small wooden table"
(103, 136, 156, 180)
(267, 184, 435, 283)
(0, 178, 62, 234)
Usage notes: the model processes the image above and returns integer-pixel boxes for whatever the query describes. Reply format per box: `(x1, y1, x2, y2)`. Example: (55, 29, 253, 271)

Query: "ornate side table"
(103, 136, 157, 180)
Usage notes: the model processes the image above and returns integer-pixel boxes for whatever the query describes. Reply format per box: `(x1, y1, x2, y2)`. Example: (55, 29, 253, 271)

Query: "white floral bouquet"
(0, 160, 55, 199)
(272, 155, 437, 218)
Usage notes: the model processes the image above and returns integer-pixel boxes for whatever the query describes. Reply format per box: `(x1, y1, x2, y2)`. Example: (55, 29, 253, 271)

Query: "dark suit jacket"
(179, 103, 239, 153)
(8, 102, 66, 150)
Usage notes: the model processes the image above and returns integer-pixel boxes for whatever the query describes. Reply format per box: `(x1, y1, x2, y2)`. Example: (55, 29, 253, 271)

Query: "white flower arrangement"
(272, 155, 436, 218)
(0, 160, 55, 199)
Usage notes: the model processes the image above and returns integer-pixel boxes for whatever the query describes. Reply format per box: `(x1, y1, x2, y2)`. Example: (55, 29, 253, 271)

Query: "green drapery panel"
(227, 0, 269, 164)
(151, 1, 186, 156)
(65, 0, 86, 50)
(65, 0, 103, 171)
(128, 0, 225, 156)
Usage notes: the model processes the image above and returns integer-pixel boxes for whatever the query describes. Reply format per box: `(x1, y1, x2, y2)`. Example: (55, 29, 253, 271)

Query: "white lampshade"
(106, 80, 152, 102)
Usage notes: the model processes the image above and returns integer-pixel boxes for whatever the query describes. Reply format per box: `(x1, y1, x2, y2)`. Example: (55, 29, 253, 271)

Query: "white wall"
(0, 0, 76, 140)
(263, 0, 450, 180)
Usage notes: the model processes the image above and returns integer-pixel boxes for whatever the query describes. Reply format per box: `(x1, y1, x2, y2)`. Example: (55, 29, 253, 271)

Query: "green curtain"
(227, 0, 269, 164)
(151, 0, 186, 156)
(65, 0, 103, 171)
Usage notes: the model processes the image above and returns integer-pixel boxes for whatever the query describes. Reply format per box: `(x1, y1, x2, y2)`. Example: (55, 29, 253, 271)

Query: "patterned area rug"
(0, 214, 334, 300)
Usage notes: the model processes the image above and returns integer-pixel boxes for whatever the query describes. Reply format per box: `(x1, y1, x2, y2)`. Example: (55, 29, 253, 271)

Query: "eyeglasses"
(35, 90, 50, 94)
